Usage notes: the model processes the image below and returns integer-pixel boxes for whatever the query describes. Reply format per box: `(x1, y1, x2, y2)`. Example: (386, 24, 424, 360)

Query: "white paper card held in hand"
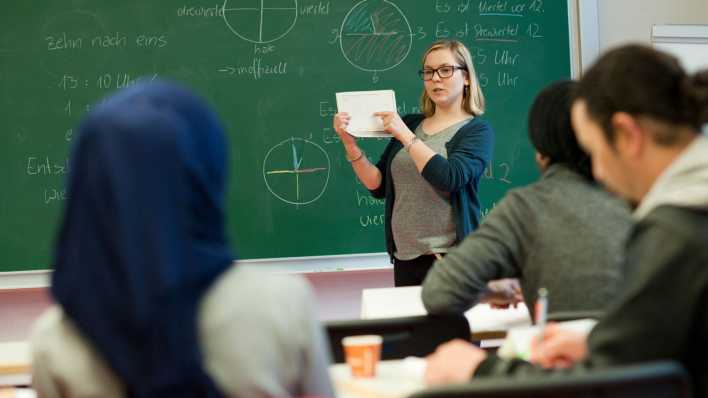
(336, 90, 397, 138)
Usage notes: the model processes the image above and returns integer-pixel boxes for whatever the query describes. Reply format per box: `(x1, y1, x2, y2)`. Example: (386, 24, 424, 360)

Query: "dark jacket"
(369, 114, 494, 260)
(476, 205, 708, 397)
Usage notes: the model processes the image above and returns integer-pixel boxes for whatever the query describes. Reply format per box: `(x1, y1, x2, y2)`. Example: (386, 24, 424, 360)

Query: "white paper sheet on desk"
(361, 286, 426, 319)
(497, 318, 598, 361)
(335, 90, 396, 137)
(465, 302, 531, 332)
(0, 341, 31, 387)
(330, 358, 426, 398)
(360, 286, 531, 334)
(13, 389, 37, 398)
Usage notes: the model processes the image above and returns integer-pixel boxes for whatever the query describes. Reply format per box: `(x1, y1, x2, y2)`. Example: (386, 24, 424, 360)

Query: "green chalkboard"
(0, 0, 572, 272)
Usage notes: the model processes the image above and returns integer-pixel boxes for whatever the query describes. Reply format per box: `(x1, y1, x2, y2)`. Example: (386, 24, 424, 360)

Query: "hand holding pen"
(530, 288, 590, 368)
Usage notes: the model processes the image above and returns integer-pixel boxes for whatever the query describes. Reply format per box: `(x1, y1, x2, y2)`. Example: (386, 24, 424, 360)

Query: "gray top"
(391, 119, 469, 260)
(31, 266, 334, 398)
(422, 164, 632, 319)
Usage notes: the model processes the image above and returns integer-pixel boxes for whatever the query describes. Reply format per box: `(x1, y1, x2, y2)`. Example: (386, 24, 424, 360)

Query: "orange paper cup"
(342, 335, 382, 378)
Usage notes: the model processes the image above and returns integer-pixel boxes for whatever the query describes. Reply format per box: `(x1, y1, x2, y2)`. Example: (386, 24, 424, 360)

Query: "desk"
(331, 359, 425, 398)
(0, 342, 30, 387)
(360, 286, 531, 344)
(0, 388, 35, 398)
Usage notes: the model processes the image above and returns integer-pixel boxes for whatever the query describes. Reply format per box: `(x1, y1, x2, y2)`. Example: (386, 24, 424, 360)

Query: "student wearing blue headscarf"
(30, 81, 334, 398)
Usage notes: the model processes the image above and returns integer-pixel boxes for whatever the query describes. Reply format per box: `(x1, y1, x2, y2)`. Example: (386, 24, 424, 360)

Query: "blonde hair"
(419, 40, 485, 117)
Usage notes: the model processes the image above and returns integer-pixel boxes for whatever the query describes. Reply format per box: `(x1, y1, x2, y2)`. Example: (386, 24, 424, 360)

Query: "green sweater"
(476, 205, 708, 397)
(422, 164, 631, 318)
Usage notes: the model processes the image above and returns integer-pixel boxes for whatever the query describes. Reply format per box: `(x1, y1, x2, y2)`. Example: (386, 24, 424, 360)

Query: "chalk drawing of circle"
(339, 0, 412, 72)
(39, 10, 109, 77)
(262, 137, 331, 205)
(222, 0, 298, 44)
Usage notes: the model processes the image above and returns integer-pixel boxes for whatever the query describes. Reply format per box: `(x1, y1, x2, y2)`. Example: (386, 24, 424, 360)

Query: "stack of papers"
(335, 90, 397, 138)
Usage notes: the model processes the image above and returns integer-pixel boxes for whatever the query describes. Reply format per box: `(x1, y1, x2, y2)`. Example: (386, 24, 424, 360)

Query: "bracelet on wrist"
(404, 136, 420, 152)
(346, 150, 365, 163)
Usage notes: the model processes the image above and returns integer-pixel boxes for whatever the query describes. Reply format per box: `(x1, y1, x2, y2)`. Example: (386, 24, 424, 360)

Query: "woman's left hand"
(374, 111, 415, 144)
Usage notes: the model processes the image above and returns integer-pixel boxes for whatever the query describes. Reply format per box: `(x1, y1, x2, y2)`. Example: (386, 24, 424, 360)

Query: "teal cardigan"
(369, 114, 495, 260)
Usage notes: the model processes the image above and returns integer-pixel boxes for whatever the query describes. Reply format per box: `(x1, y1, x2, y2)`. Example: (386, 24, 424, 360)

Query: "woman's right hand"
(333, 112, 381, 189)
(333, 112, 357, 148)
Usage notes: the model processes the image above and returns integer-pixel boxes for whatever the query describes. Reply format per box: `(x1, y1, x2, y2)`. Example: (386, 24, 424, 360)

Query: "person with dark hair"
(421, 80, 631, 318)
(424, 44, 708, 396)
(333, 39, 494, 286)
(29, 81, 334, 398)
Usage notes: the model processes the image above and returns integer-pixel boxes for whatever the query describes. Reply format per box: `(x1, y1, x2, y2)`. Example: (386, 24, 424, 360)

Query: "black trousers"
(393, 254, 442, 287)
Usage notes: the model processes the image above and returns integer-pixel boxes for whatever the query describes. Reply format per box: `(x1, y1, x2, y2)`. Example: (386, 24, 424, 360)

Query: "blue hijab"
(51, 81, 233, 397)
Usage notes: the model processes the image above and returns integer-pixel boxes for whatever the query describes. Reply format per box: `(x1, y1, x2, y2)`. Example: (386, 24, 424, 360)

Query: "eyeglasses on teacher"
(418, 65, 466, 81)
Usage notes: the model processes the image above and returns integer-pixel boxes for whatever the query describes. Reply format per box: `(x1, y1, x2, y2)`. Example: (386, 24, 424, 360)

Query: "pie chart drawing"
(263, 137, 331, 205)
(222, 0, 298, 44)
(339, 0, 413, 72)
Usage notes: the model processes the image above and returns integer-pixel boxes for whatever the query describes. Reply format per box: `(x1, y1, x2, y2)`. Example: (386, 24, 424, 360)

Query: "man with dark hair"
(424, 44, 708, 396)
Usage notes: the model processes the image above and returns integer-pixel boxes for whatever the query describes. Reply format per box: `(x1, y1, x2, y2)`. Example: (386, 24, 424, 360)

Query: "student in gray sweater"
(422, 80, 632, 319)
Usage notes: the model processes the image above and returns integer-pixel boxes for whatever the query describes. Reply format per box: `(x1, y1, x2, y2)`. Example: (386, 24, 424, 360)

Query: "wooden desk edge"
(472, 330, 507, 341)
(0, 365, 31, 375)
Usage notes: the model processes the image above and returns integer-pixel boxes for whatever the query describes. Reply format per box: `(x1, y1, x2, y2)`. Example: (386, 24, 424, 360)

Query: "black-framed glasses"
(418, 65, 465, 81)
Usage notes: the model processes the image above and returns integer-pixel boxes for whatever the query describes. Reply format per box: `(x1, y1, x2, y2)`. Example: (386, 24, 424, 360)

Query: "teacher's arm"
(422, 120, 494, 192)
(333, 112, 382, 191)
(374, 111, 437, 171)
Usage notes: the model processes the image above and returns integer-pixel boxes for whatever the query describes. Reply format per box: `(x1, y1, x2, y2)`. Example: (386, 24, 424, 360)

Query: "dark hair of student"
(528, 80, 593, 180)
(574, 44, 708, 145)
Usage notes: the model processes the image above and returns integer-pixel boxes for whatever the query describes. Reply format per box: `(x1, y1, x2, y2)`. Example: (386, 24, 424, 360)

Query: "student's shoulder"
(30, 306, 89, 352)
(31, 306, 62, 340)
(491, 169, 601, 219)
(30, 306, 125, 395)
(204, 265, 312, 308)
(487, 183, 541, 220)
(529, 165, 601, 198)
(641, 206, 708, 255)
(198, 266, 315, 344)
(30, 306, 65, 360)
(622, 207, 708, 286)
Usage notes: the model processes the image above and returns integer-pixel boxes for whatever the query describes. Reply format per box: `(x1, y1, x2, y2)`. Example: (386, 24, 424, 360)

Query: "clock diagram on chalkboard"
(222, 0, 298, 43)
(339, 0, 412, 74)
(263, 137, 331, 206)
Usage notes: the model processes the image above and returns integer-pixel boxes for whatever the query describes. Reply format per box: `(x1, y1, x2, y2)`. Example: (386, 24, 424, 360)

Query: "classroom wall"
(597, 0, 708, 50)
(3, 0, 708, 344)
(0, 289, 52, 342)
(0, 270, 393, 342)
